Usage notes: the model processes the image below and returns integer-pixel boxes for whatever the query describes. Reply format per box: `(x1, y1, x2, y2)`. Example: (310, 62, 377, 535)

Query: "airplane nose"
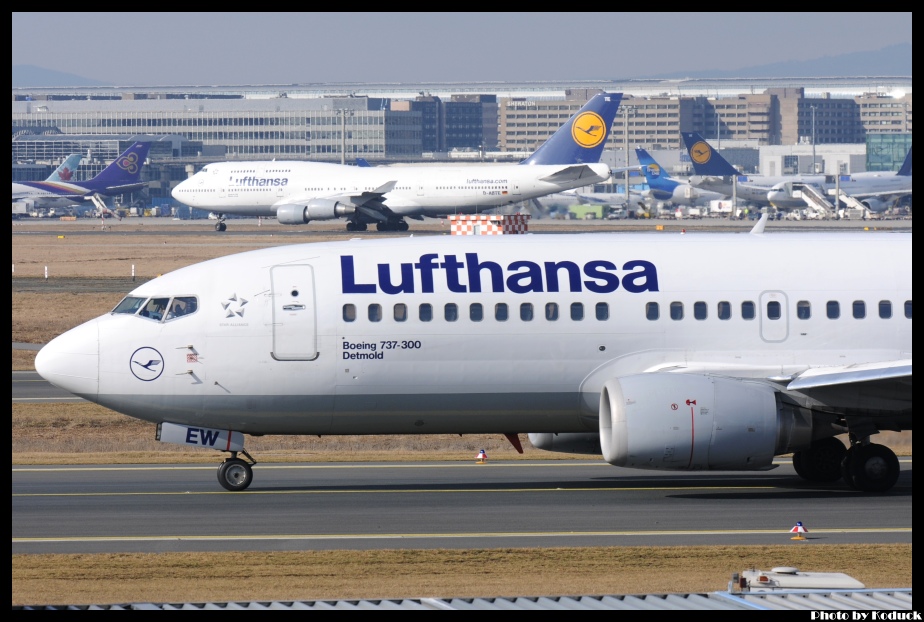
(34, 320, 99, 399)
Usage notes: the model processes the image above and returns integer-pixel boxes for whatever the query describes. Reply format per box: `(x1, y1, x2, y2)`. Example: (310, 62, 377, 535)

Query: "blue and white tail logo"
(522, 93, 622, 166)
(681, 132, 739, 176)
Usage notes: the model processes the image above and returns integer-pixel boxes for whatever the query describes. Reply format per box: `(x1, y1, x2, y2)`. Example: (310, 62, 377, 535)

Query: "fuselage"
(171, 160, 612, 218)
(36, 232, 912, 438)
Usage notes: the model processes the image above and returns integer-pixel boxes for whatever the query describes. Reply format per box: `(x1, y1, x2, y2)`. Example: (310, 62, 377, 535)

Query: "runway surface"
(13, 459, 912, 555)
(13, 370, 83, 403)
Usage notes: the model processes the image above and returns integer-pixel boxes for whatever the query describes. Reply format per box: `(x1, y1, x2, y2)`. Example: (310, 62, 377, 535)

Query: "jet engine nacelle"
(599, 373, 812, 471)
(528, 432, 601, 455)
(859, 197, 890, 213)
(275, 199, 356, 224)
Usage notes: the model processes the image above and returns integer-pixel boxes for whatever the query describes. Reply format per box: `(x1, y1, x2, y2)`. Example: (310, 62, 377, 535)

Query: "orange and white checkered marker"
(476, 449, 487, 464)
(790, 521, 808, 540)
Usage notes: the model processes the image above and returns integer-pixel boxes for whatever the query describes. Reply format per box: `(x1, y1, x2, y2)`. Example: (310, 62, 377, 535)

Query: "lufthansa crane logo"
(117, 152, 141, 174)
(571, 111, 607, 149)
(130, 347, 164, 381)
(689, 141, 712, 165)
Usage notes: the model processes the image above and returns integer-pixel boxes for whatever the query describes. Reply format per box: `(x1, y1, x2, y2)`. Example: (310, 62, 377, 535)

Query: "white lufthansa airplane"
(171, 93, 623, 232)
(35, 221, 911, 493)
(683, 133, 913, 213)
(766, 147, 912, 214)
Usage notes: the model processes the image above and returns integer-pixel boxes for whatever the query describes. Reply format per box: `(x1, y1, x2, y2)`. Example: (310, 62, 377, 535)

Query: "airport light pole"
(622, 105, 635, 207)
(337, 109, 354, 165)
(810, 105, 817, 174)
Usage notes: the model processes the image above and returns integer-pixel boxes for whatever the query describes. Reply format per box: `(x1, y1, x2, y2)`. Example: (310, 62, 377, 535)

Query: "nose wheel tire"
(215, 221, 227, 232)
(218, 458, 253, 491)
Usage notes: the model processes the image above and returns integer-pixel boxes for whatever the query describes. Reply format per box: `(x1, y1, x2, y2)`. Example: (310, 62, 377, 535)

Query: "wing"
(785, 359, 912, 413)
(538, 164, 604, 184)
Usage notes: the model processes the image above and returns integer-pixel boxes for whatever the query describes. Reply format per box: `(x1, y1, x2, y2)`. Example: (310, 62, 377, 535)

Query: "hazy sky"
(12, 12, 912, 86)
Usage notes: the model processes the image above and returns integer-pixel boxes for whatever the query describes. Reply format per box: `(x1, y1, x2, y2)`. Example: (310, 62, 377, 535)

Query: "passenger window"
(368, 304, 382, 322)
(694, 301, 707, 320)
(796, 301, 811, 320)
(570, 302, 584, 321)
(394, 303, 407, 322)
(878, 300, 892, 319)
(853, 300, 866, 319)
(419, 303, 433, 322)
(520, 303, 534, 321)
(767, 301, 781, 320)
(717, 301, 731, 320)
(495, 303, 508, 322)
(741, 301, 756, 320)
(342, 304, 356, 322)
(444, 303, 458, 322)
(470, 303, 483, 322)
(545, 303, 559, 321)
(646, 302, 659, 321)
(595, 302, 609, 321)
(113, 296, 146, 315)
(905, 300, 912, 319)
(826, 301, 840, 319)
(670, 301, 683, 321)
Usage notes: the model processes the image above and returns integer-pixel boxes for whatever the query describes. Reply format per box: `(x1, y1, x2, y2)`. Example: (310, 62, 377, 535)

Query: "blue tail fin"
(635, 148, 678, 195)
(46, 154, 83, 182)
(681, 132, 738, 176)
(355, 157, 372, 167)
(521, 93, 622, 165)
(896, 146, 912, 176)
(85, 142, 152, 193)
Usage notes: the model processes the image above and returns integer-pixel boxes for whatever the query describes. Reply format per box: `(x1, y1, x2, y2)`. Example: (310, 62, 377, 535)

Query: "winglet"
(372, 180, 397, 194)
(521, 93, 622, 166)
(749, 212, 768, 234)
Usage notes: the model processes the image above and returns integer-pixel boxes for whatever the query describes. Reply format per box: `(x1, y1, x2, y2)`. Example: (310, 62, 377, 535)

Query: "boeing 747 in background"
(36, 223, 911, 493)
(171, 93, 623, 232)
(12, 141, 152, 215)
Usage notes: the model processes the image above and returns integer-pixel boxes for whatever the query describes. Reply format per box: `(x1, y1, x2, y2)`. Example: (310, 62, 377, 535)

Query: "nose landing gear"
(217, 449, 257, 491)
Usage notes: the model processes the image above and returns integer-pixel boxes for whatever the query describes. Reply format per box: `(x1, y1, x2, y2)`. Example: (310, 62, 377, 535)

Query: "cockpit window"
(119, 296, 199, 322)
(140, 298, 171, 321)
(165, 296, 198, 320)
(112, 296, 147, 315)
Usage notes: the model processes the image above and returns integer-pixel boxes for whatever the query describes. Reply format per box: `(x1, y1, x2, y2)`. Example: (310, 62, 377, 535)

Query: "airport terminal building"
(11, 77, 912, 206)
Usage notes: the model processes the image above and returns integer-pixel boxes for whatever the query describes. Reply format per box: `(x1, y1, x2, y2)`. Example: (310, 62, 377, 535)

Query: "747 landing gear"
(346, 220, 367, 232)
(217, 449, 257, 491)
(791, 436, 846, 483)
(841, 440, 900, 493)
(376, 220, 409, 232)
(214, 214, 227, 232)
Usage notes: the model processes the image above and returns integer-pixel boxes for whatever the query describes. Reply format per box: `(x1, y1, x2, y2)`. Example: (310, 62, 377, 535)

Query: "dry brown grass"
(11, 544, 913, 606)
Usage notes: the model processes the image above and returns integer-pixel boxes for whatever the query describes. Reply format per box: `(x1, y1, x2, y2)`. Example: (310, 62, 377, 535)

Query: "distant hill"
(12, 43, 912, 88)
(647, 43, 911, 79)
(12, 65, 110, 88)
